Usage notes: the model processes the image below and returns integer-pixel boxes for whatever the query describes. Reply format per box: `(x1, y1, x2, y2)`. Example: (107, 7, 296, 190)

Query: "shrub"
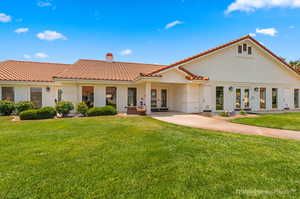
(100, 105, 117, 115)
(55, 101, 74, 117)
(87, 106, 117, 117)
(19, 109, 37, 120)
(240, 110, 247, 115)
(37, 107, 56, 119)
(0, 100, 15, 116)
(219, 111, 230, 117)
(15, 101, 34, 115)
(20, 107, 56, 120)
(87, 107, 102, 117)
(76, 102, 88, 116)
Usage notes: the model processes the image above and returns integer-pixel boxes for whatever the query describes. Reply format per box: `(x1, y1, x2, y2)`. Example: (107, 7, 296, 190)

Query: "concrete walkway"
(151, 112, 300, 141)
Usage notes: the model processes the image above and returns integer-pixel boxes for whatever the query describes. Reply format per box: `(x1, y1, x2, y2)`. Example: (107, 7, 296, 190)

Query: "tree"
(289, 59, 300, 67)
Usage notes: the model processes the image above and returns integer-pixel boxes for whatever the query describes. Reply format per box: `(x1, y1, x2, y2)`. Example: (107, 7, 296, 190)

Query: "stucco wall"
(0, 84, 57, 107)
(185, 40, 300, 84)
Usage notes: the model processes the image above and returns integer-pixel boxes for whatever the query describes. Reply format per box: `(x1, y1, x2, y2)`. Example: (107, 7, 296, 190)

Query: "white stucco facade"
(1, 37, 300, 114)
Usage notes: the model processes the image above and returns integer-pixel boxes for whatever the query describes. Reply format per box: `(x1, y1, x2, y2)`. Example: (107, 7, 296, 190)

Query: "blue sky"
(0, 0, 300, 64)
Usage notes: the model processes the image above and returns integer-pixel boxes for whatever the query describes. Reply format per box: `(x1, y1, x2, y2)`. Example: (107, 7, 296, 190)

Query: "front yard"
(0, 116, 299, 198)
(232, 112, 300, 131)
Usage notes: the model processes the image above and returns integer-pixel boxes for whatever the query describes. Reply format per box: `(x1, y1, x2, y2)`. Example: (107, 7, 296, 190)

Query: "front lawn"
(232, 113, 300, 131)
(0, 116, 299, 198)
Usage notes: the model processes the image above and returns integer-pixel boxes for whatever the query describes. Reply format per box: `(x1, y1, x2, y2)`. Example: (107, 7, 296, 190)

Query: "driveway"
(151, 112, 300, 141)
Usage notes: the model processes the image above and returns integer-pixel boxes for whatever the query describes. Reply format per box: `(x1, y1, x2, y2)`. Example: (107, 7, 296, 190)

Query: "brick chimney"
(106, 53, 114, 62)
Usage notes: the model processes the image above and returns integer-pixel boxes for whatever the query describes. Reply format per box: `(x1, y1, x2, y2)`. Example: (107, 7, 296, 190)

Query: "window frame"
(294, 89, 299, 109)
(216, 86, 224, 111)
(127, 87, 137, 107)
(272, 88, 278, 109)
(106, 87, 117, 108)
(82, 86, 94, 108)
(238, 45, 242, 54)
(248, 46, 252, 55)
(1, 87, 15, 102)
(243, 43, 247, 52)
(260, 88, 266, 109)
(30, 87, 43, 108)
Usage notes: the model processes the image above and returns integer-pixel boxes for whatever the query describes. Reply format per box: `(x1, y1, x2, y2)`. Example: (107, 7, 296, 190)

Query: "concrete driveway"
(151, 112, 300, 141)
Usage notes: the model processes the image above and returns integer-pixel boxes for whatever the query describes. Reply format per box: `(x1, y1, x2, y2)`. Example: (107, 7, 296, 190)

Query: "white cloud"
(120, 49, 133, 56)
(15, 28, 29, 34)
(289, 25, 295, 29)
(226, 0, 300, 14)
(23, 54, 32, 59)
(165, 20, 183, 29)
(256, 28, 278, 36)
(0, 13, 11, 23)
(35, 52, 49, 59)
(37, 1, 52, 7)
(249, 33, 256, 37)
(37, 30, 67, 41)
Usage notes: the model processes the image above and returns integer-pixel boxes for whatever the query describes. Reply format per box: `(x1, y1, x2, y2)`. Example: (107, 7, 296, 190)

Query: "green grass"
(232, 113, 300, 131)
(0, 116, 300, 198)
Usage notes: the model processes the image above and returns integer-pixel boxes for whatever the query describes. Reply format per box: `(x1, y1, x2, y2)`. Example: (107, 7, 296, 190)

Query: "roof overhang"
(0, 80, 57, 85)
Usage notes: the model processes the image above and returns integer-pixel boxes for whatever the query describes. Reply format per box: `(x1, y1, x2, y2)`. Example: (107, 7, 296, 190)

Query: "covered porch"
(141, 81, 203, 114)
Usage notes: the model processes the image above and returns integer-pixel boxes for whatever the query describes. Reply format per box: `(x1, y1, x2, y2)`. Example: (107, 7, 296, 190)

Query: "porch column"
(145, 82, 151, 115)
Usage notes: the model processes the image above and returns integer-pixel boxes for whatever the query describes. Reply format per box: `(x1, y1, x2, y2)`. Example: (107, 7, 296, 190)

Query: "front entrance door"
(235, 88, 251, 110)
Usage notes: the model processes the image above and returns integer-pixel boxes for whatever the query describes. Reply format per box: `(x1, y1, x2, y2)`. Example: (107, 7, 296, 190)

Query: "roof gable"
(145, 35, 300, 77)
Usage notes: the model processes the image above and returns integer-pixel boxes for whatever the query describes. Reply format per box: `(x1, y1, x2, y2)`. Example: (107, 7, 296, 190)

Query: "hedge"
(20, 107, 56, 120)
(19, 110, 37, 120)
(36, 107, 56, 119)
(87, 106, 117, 117)
(15, 101, 34, 115)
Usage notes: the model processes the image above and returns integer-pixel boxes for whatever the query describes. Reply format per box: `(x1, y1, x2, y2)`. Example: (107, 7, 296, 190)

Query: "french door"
(151, 89, 158, 108)
(151, 89, 168, 109)
(235, 88, 251, 110)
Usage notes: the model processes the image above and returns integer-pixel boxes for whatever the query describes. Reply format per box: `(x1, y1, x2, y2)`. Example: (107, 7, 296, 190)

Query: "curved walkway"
(151, 112, 300, 141)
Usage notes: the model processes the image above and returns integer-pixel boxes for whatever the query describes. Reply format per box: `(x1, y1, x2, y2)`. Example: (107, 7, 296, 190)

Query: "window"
(260, 88, 266, 109)
(243, 43, 247, 52)
(248, 46, 252, 55)
(235, 88, 241, 109)
(238, 45, 242, 54)
(128, 88, 137, 107)
(161, 89, 168, 108)
(30, 87, 42, 108)
(272, 88, 278, 109)
(57, 89, 63, 102)
(216, 87, 224, 110)
(106, 87, 117, 107)
(82, 86, 94, 108)
(295, 89, 299, 108)
(1, 87, 14, 102)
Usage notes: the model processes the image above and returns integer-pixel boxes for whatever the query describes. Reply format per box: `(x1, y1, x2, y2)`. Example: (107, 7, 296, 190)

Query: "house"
(1, 35, 300, 114)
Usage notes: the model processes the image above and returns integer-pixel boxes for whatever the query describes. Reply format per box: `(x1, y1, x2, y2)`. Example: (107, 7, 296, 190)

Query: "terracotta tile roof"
(0, 60, 70, 82)
(178, 66, 209, 80)
(145, 35, 300, 76)
(54, 59, 164, 81)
